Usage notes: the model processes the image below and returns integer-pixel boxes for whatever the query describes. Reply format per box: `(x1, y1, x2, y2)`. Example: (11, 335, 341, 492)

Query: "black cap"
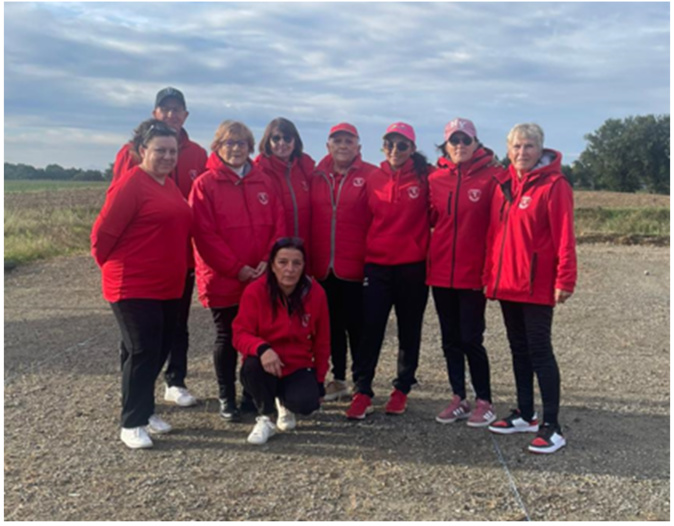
(155, 87, 186, 109)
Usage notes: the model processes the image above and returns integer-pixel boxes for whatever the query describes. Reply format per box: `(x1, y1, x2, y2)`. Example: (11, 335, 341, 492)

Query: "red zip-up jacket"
(232, 275, 331, 383)
(91, 166, 192, 302)
(365, 158, 430, 265)
(189, 153, 286, 308)
(113, 128, 207, 269)
(253, 152, 315, 245)
(483, 149, 577, 306)
(427, 148, 503, 289)
(310, 153, 376, 281)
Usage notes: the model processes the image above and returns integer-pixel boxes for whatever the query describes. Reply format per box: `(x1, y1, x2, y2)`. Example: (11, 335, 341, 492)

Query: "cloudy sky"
(4, 1, 670, 170)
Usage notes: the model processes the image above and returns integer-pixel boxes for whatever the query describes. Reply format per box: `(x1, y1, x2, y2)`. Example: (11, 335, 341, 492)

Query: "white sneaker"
(120, 426, 153, 449)
(146, 414, 172, 435)
(275, 398, 296, 431)
(164, 385, 197, 407)
(247, 416, 277, 445)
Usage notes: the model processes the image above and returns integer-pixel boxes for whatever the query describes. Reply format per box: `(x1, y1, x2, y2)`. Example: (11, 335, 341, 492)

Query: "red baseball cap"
(329, 122, 359, 138)
(444, 118, 477, 142)
(384, 122, 415, 143)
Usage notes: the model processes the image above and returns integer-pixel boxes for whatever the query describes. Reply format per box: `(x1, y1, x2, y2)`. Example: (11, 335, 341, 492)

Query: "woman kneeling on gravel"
(232, 237, 330, 445)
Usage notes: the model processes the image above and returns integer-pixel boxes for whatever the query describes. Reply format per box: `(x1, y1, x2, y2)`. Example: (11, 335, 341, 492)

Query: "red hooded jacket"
(113, 128, 207, 269)
(310, 153, 376, 281)
(232, 275, 331, 383)
(189, 153, 286, 308)
(427, 148, 503, 289)
(91, 166, 192, 302)
(365, 158, 430, 265)
(253, 152, 315, 246)
(483, 149, 577, 306)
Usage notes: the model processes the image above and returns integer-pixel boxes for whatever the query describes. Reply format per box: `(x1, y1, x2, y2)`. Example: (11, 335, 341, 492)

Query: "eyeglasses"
(383, 140, 411, 152)
(448, 135, 473, 146)
(222, 139, 248, 149)
(271, 134, 294, 144)
(158, 105, 185, 114)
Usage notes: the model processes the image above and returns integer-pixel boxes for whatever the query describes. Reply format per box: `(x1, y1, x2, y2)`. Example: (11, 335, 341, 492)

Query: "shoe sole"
(323, 391, 350, 402)
(121, 437, 154, 449)
(528, 440, 566, 454)
(346, 406, 374, 420)
(247, 431, 276, 445)
(220, 414, 242, 423)
(467, 416, 497, 428)
(488, 425, 539, 435)
(385, 407, 406, 415)
(167, 397, 198, 407)
(146, 426, 172, 435)
(436, 413, 470, 424)
(277, 422, 296, 432)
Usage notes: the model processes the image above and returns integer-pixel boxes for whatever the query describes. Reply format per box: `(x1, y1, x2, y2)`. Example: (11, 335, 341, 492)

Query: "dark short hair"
(130, 119, 178, 157)
(266, 237, 310, 319)
(259, 117, 304, 161)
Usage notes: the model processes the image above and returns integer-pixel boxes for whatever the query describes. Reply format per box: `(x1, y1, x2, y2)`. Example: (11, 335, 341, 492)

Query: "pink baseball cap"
(384, 122, 416, 143)
(444, 118, 477, 142)
(329, 122, 359, 138)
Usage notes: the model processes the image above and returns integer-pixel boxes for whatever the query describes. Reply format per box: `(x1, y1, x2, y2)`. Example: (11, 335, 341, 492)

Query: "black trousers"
(319, 273, 364, 382)
(240, 356, 321, 416)
(432, 287, 491, 402)
(353, 261, 429, 397)
(211, 306, 239, 401)
(119, 270, 194, 388)
(499, 300, 560, 426)
(111, 298, 180, 428)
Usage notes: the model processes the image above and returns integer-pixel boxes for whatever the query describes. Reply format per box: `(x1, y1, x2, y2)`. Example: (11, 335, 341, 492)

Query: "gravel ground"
(4, 244, 670, 521)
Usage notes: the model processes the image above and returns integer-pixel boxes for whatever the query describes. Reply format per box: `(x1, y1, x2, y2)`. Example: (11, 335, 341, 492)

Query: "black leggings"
(432, 287, 491, 402)
(352, 261, 429, 397)
(499, 300, 560, 426)
(211, 306, 239, 401)
(319, 273, 363, 382)
(240, 356, 321, 416)
(111, 298, 180, 428)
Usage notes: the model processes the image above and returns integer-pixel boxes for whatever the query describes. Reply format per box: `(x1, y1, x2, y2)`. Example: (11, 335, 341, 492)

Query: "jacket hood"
(436, 147, 497, 175)
(508, 148, 562, 182)
(315, 153, 364, 175)
(205, 151, 257, 182)
(254, 152, 316, 177)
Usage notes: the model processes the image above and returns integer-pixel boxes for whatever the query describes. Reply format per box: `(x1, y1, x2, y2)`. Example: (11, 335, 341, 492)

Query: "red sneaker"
(385, 389, 407, 415)
(345, 393, 373, 420)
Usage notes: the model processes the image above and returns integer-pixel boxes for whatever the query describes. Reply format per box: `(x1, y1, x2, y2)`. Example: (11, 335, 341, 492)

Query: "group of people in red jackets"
(91, 87, 576, 454)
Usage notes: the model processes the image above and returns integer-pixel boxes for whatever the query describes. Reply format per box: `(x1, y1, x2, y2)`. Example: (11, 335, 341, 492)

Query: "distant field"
(5, 179, 108, 193)
(3, 183, 670, 265)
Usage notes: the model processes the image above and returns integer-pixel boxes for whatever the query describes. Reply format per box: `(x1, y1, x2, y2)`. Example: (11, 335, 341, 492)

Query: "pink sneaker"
(436, 395, 471, 424)
(467, 399, 496, 427)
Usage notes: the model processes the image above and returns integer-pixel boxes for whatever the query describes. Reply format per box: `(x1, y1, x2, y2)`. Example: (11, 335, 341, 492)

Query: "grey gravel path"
(4, 244, 669, 520)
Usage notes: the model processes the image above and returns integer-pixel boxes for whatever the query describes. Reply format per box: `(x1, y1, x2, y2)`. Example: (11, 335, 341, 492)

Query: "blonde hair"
(211, 120, 255, 152)
(507, 123, 544, 149)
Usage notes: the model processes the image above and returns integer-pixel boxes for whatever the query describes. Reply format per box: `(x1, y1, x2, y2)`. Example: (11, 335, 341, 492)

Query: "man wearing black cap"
(113, 87, 208, 407)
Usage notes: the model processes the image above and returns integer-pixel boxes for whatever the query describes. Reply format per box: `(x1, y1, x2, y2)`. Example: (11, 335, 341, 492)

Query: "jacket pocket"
(529, 252, 538, 295)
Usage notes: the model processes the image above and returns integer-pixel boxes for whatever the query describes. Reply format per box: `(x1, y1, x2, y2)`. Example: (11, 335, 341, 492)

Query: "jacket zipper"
(449, 168, 462, 288)
(285, 164, 300, 236)
(329, 172, 349, 273)
(529, 252, 538, 295)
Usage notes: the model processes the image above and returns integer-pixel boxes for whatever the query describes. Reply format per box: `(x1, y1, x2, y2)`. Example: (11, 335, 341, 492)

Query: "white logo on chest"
(468, 189, 481, 202)
(353, 177, 365, 187)
(258, 192, 269, 205)
(408, 186, 420, 199)
(301, 313, 311, 328)
(519, 196, 532, 209)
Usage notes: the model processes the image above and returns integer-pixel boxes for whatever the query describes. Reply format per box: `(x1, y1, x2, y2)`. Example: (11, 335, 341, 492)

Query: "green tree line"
(4, 162, 113, 181)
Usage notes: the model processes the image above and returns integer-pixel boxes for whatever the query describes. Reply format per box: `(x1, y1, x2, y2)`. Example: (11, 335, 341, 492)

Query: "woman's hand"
(238, 265, 256, 282)
(555, 288, 573, 304)
(261, 349, 284, 377)
(251, 261, 267, 279)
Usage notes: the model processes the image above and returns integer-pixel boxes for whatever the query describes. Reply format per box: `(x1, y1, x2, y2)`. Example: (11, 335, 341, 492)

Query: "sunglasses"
(448, 135, 474, 146)
(383, 140, 411, 152)
(271, 134, 294, 144)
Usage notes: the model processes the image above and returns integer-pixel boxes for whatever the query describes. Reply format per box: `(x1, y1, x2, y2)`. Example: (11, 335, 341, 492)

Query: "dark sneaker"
(385, 389, 407, 415)
(219, 398, 241, 422)
(488, 409, 539, 434)
(528, 423, 566, 454)
(345, 393, 373, 420)
(436, 395, 471, 424)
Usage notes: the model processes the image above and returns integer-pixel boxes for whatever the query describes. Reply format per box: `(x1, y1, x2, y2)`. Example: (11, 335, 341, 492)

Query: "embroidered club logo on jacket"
(519, 196, 532, 209)
(468, 188, 482, 202)
(408, 186, 420, 199)
(258, 192, 269, 205)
